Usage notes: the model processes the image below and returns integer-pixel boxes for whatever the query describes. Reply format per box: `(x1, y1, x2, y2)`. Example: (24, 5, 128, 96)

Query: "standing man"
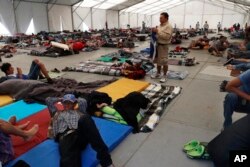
(151, 12, 173, 83)
(217, 22, 221, 33)
(204, 21, 209, 36)
(196, 21, 200, 30)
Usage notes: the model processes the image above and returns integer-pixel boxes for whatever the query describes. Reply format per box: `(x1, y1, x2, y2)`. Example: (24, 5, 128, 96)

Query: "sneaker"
(151, 73, 161, 79)
(160, 75, 167, 83)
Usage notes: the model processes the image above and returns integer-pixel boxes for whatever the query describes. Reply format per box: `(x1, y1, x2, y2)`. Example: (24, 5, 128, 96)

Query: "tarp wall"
(151, 0, 246, 29)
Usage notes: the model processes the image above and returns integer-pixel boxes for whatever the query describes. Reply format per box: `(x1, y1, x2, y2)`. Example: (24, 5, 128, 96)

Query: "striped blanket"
(74, 61, 122, 76)
(139, 84, 181, 132)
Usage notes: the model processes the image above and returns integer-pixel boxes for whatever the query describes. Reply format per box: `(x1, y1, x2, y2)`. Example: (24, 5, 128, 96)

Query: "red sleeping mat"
(11, 108, 51, 157)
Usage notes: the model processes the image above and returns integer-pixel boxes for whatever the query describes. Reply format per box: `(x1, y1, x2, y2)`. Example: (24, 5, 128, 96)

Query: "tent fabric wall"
(73, 7, 118, 31)
(120, 12, 129, 28)
(151, 0, 245, 29)
(73, 6, 92, 30)
(145, 15, 152, 27)
(0, 0, 16, 35)
(152, 14, 159, 27)
(118, 12, 151, 28)
(92, 9, 106, 30)
(14, 1, 48, 34)
(107, 10, 119, 29)
(48, 4, 73, 32)
(138, 14, 145, 28)
(129, 13, 138, 28)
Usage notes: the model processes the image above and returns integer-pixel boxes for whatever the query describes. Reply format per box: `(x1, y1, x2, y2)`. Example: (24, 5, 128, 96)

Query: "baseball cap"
(62, 94, 77, 103)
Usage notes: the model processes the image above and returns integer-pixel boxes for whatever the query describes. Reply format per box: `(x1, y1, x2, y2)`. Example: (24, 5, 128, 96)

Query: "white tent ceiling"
(75, 0, 250, 15)
(13, 0, 83, 6)
(119, 0, 250, 15)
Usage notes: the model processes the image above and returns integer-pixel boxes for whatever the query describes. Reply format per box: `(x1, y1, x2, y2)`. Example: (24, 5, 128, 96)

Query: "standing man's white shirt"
(157, 22, 173, 44)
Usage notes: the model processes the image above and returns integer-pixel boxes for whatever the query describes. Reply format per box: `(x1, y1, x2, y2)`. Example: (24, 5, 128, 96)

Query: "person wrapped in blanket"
(208, 36, 229, 57)
(45, 94, 114, 167)
(0, 116, 39, 166)
(188, 36, 209, 49)
(88, 92, 151, 133)
(0, 59, 52, 84)
(122, 60, 146, 79)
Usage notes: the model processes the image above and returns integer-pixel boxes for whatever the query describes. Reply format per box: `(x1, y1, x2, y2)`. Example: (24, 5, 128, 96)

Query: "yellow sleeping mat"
(97, 78, 150, 102)
(0, 95, 13, 107)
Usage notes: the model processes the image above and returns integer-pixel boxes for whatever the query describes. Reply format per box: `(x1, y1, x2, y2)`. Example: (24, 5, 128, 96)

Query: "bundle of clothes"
(169, 46, 189, 58)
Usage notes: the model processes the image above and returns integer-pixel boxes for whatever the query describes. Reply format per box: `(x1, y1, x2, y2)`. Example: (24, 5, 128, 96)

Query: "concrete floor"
(0, 34, 246, 167)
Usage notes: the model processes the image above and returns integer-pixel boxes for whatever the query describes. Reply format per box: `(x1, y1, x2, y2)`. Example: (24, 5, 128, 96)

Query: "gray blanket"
(0, 78, 117, 103)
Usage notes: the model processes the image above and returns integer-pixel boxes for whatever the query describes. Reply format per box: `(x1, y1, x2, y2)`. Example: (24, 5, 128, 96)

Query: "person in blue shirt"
(223, 69, 250, 128)
(0, 59, 52, 83)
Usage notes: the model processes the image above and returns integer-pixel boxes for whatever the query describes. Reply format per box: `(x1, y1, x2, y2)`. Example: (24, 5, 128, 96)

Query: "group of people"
(0, 60, 115, 166)
(1, 11, 250, 167)
(195, 21, 209, 36)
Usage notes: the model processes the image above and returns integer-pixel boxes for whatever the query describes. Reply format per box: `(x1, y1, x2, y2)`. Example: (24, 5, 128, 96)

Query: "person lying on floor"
(0, 59, 52, 83)
(227, 27, 250, 59)
(225, 58, 250, 71)
(208, 36, 229, 56)
(222, 69, 250, 129)
(188, 36, 209, 49)
(227, 40, 250, 59)
(46, 94, 114, 167)
(0, 116, 39, 165)
(0, 45, 17, 54)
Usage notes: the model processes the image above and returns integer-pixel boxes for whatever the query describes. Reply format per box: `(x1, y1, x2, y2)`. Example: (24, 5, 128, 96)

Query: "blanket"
(140, 84, 182, 132)
(0, 78, 117, 104)
(75, 61, 122, 76)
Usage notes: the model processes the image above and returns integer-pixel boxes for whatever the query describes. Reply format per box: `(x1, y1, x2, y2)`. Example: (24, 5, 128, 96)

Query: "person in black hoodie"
(113, 92, 150, 133)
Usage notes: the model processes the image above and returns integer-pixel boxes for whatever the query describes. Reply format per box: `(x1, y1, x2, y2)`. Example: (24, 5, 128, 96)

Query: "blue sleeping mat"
(5, 117, 132, 167)
(0, 100, 46, 121)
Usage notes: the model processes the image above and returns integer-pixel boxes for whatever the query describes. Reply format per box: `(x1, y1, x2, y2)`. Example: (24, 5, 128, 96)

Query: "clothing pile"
(169, 46, 189, 58)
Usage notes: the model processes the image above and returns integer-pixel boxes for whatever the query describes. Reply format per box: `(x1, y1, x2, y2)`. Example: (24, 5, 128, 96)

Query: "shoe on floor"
(160, 75, 167, 83)
(151, 73, 161, 79)
(51, 68, 60, 73)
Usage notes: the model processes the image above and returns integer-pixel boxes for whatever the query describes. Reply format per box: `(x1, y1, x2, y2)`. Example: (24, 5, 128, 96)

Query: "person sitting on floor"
(208, 36, 229, 56)
(225, 58, 250, 72)
(0, 59, 52, 83)
(0, 116, 39, 165)
(223, 69, 250, 129)
(46, 94, 114, 167)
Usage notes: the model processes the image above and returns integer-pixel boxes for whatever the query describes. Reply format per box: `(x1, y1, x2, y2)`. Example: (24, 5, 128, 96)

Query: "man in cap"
(46, 94, 114, 167)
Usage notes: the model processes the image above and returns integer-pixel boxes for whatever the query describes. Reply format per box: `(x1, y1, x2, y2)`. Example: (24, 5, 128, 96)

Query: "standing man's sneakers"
(160, 75, 167, 83)
(151, 73, 161, 79)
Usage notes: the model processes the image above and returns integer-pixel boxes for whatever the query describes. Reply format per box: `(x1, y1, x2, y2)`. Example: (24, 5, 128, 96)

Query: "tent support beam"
(46, 4, 50, 31)
(90, 7, 93, 29)
(13, 0, 19, 33)
(71, 6, 74, 31)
